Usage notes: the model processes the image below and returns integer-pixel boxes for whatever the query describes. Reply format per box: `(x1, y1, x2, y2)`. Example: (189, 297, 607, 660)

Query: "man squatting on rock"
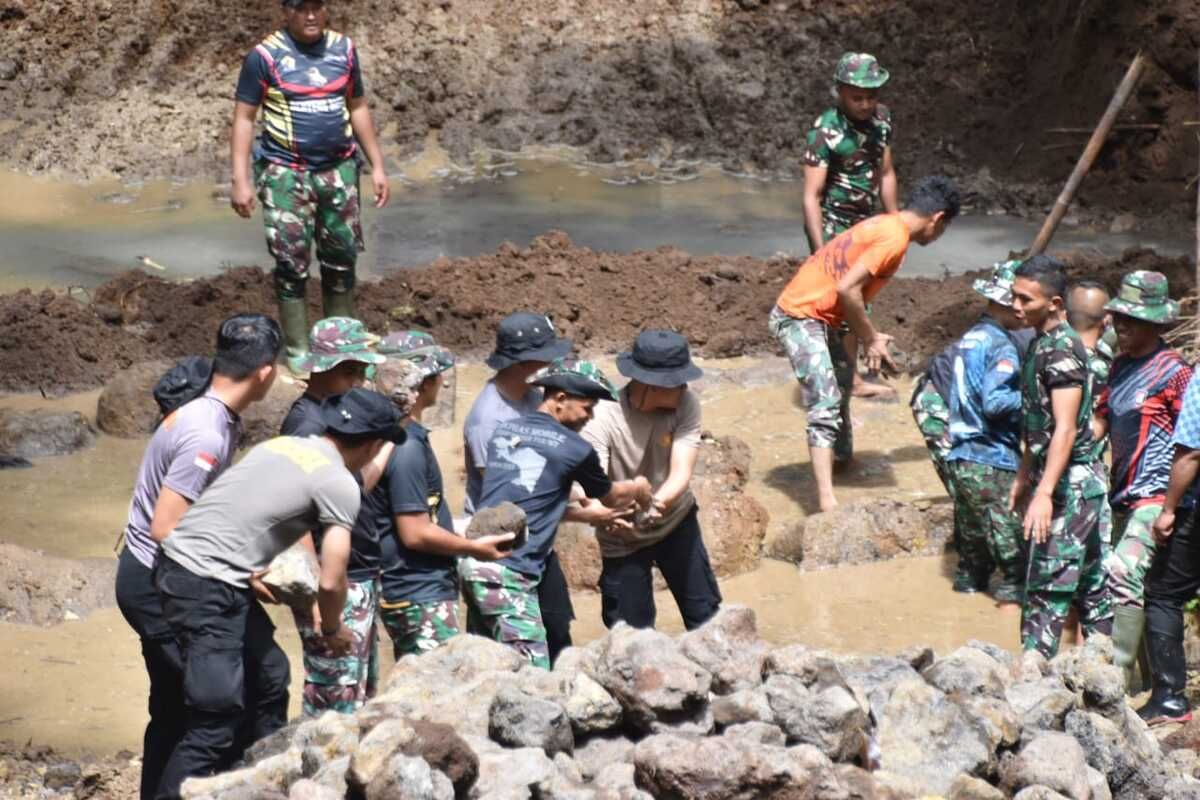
(1008, 256, 1113, 658)
(462, 312, 598, 663)
(115, 315, 282, 800)
(460, 358, 653, 669)
(580, 330, 723, 631)
(1090, 272, 1192, 699)
(770, 175, 960, 512)
(230, 0, 390, 374)
(803, 51, 899, 401)
(943, 261, 1031, 603)
(153, 389, 406, 798)
(367, 332, 514, 659)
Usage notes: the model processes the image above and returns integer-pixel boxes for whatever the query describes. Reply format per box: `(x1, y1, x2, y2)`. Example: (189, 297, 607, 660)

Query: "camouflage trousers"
(949, 460, 1025, 583)
(255, 158, 365, 299)
(1021, 485, 1114, 658)
(458, 557, 549, 670)
(293, 578, 379, 716)
(1104, 503, 1162, 609)
(1094, 460, 1113, 551)
(768, 307, 853, 461)
(909, 375, 954, 495)
(379, 598, 461, 660)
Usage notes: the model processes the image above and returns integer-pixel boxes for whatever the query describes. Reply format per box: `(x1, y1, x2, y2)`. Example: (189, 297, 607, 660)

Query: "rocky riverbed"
(163, 607, 1200, 800)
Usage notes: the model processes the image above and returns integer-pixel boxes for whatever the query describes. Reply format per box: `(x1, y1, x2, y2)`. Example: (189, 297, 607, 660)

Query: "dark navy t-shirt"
(375, 422, 458, 604)
(480, 412, 612, 578)
(235, 29, 364, 171)
(280, 393, 379, 583)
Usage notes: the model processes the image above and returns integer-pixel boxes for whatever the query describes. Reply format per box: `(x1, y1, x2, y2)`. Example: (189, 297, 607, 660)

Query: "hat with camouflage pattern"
(378, 330, 455, 380)
(529, 357, 618, 401)
(834, 52, 889, 89)
(973, 259, 1021, 307)
(298, 317, 387, 375)
(1104, 270, 1180, 325)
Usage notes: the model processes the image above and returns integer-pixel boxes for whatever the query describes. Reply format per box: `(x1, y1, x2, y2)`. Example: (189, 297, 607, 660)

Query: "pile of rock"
(181, 606, 1200, 800)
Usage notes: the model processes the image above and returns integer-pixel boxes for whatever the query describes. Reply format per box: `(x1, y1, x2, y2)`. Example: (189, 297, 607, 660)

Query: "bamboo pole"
(1029, 53, 1147, 256)
(1045, 124, 1160, 133)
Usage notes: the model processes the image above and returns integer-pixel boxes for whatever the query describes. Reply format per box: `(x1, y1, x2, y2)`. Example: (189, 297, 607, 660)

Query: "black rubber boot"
(952, 569, 989, 594)
(1137, 629, 1192, 726)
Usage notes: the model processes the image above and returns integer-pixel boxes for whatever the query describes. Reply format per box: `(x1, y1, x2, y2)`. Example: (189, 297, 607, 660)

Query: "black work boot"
(1137, 629, 1192, 726)
(952, 568, 989, 594)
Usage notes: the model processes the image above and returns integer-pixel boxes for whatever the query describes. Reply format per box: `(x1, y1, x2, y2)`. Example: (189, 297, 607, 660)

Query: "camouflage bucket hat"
(972, 259, 1021, 307)
(298, 317, 387, 375)
(1105, 270, 1180, 325)
(834, 52, 889, 89)
(529, 357, 619, 401)
(378, 330, 455, 380)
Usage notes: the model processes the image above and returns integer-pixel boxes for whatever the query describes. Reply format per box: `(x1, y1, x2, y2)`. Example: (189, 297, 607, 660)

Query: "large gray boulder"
(875, 678, 993, 796)
(922, 646, 1010, 699)
(678, 605, 767, 694)
(261, 545, 320, 611)
(0, 409, 95, 458)
(999, 732, 1092, 800)
(632, 733, 826, 800)
(770, 497, 953, 568)
(592, 625, 712, 733)
(488, 685, 574, 756)
(763, 674, 869, 762)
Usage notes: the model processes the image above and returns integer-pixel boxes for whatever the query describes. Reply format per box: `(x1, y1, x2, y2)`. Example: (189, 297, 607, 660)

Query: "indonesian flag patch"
(193, 452, 219, 473)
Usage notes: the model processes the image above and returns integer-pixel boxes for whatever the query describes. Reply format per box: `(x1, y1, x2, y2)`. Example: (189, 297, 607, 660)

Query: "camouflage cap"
(378, 330, 455, 380)
(529, 357, 618, 401)
(298, 317, 387, 375)
(1104, 270, 1180, 325)
(834, 52, 889, 89)
(972, 259, 1021, 307)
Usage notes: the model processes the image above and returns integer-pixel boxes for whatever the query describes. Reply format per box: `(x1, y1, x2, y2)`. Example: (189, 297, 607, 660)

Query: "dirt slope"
(0, 1, 1196, 220)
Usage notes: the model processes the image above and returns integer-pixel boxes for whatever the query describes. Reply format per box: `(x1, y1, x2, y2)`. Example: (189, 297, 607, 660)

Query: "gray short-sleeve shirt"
(462, 380, 542, 514)
(161, 435, 361, 587)
(124, 393, 242, 568)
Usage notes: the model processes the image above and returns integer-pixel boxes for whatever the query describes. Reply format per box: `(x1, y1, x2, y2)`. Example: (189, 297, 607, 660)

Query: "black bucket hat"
(320, 388, 407, 444)
(486, 312, 572, 370)
(616, 330, 703, 388)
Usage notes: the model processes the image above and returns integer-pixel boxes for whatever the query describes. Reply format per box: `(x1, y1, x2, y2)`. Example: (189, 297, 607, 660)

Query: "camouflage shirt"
(1086, 331, 1115, 463)
(803, 105, 893, 225)
(1021, 322, 1099, 491)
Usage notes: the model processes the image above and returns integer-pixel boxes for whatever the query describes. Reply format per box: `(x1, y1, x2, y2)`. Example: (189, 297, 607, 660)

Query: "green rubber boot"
(277, 296, 311, 377)
(321, 264, 357, 321)
(1112, 605, 1146, 693)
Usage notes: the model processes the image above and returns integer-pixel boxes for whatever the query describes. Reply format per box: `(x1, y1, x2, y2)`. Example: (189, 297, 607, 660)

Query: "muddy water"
(2, 155, 1189, 291)
(0, 360, 1021, 756)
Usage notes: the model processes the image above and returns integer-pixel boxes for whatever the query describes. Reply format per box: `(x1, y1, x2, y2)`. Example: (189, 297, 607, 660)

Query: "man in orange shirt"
(769, 175, 960, 511)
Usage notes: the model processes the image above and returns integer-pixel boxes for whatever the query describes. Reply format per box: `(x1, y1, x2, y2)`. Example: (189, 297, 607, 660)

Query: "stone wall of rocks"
(181, 606, 1200, 800)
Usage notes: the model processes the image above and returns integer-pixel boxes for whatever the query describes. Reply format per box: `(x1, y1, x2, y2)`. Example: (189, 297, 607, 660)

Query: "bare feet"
(851, 375, 897, 400)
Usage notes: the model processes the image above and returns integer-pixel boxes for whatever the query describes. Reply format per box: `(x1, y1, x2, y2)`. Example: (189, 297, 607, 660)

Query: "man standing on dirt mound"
(1008, 255, 1113, 659)
(769, 175, 960, 512)
(803, 52, 899, 402)
(229, 0, 391, 375)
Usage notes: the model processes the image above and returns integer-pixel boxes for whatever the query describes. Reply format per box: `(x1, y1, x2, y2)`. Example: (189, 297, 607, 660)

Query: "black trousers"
(1146, 506, 1200, 641)
(115, 549, 186, 800)
(539, 550, 575, 665)
(599, 507, 722, 631)
(153, 557, 290, 800)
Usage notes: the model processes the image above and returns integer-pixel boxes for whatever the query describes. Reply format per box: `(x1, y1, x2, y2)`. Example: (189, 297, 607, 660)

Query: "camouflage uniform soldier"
(231, 0, 391, 375)
(1092, 272, 1189, 690)
(803, 52, 900, 402)
(1010, 256, 1112, 658)
(802, 53, 898, 250)
(460, 359, 653, 668)
(945, 261, 1028, 600)
(910, 346, 956, 495)
(366, 332, 513, 659)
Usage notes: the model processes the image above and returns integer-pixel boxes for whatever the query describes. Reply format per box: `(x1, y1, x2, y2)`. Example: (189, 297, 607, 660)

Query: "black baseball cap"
(320, 389, 406, 444)
(485, 312, 572, 370)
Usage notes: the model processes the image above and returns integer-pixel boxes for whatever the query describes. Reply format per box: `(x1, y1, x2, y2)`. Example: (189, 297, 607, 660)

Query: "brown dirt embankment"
(0, 232, 1192, 397)
(0, 1, 1198, 224)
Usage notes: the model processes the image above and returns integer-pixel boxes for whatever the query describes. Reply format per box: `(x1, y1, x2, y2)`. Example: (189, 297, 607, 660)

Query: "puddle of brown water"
(0, 360, 1024, 756)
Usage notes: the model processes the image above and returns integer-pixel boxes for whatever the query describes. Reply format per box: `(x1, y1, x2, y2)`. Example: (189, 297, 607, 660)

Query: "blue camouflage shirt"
(947, 313, 1023, 470)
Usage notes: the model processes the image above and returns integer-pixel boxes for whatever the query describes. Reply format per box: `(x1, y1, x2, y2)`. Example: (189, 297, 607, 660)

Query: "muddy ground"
(0, 1, 1197, 226)
(0, 232, 1192, 396)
